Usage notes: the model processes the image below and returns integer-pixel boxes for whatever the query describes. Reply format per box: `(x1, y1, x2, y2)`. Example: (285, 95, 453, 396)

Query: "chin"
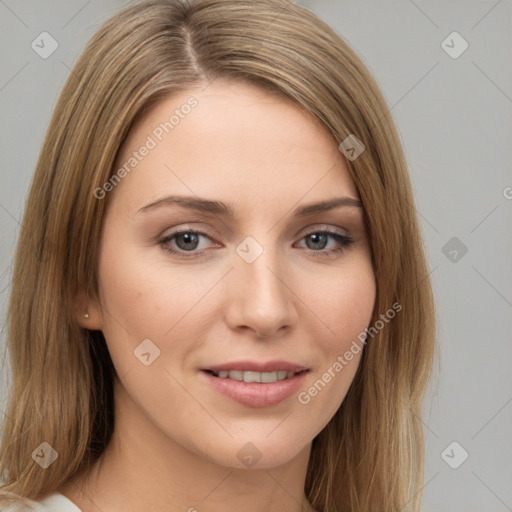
(192, 428, 313, 470)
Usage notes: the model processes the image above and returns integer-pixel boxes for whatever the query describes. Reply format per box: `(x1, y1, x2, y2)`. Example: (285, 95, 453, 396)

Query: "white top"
(35, 493, 81, 512)
(2, 492, 81, 512)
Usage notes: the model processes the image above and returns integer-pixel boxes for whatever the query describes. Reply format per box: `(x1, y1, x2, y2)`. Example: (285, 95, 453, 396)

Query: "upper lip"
(202, 360, 309, 373)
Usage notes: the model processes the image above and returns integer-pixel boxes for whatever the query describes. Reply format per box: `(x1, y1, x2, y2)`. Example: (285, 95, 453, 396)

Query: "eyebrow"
(137, 194, 363, 217)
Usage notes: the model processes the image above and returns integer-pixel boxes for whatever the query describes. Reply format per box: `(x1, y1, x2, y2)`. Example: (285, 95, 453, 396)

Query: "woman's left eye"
(296, 231, 354, 255)
(158, 228, 354, 258)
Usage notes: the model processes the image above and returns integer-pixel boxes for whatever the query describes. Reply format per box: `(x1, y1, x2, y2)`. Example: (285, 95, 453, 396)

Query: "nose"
(224, 245, 298, 339)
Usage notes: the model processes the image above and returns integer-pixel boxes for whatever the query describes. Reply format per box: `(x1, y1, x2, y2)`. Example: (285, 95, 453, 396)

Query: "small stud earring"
(83, 313, 90, 319)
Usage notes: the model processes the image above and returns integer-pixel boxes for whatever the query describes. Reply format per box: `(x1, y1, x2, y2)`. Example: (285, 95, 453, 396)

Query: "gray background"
(1, 1, 511, 510)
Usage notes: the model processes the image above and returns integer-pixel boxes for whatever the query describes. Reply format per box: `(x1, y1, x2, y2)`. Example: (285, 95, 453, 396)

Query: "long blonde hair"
(0, 0, 436, 510)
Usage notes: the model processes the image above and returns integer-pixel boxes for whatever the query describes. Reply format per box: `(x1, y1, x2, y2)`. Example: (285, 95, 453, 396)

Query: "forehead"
(110, 80, 359, 215)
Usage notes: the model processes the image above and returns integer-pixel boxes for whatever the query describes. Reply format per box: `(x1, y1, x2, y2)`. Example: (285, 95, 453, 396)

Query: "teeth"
(243, 371, 262, 383)
(261, 371, 278, 383)
(213, 370, 298, 382)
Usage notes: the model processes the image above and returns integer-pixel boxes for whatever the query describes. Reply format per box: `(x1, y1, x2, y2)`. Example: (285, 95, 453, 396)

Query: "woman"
(0, 0, 436, 511)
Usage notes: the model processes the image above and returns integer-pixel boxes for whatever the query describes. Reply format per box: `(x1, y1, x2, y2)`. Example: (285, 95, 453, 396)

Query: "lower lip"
(200, 370, 308, 408)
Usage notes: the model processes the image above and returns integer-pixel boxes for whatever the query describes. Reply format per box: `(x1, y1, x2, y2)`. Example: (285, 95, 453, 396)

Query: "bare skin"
(62, 79, 376, 512)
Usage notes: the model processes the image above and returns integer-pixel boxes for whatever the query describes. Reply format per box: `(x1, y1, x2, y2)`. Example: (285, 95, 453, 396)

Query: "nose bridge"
(227, 234, 297, 336)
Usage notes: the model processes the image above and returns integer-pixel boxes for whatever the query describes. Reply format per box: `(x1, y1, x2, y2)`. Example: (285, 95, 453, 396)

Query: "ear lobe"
(74, 291, 103, 330)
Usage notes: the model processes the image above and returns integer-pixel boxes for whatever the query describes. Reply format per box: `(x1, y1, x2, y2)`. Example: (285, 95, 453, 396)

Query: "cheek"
(327, 263, 376, 376)
(301, 257, 376, 346)
(96, 237, 224, 377)
(292, 259, 375, 420)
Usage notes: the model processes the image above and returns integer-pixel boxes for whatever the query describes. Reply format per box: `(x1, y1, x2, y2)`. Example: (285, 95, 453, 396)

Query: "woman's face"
(85, 79, 376, 469)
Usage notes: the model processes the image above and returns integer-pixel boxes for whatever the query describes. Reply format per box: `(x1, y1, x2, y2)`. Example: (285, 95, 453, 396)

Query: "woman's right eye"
(159, 230, 217, 257)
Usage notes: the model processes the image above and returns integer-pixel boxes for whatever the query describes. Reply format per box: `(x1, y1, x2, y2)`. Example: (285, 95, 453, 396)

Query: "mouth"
(200, 366, 310, 408)
(202, 368, 308, 383)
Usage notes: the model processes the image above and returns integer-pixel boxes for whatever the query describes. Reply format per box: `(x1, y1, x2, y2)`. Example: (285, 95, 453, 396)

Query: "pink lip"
(203, 360, 309, 373)
(200, 370, 308, 408)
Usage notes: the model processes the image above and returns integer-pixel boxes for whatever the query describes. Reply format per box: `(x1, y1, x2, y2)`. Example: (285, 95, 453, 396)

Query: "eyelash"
(158, 227, 354, 259)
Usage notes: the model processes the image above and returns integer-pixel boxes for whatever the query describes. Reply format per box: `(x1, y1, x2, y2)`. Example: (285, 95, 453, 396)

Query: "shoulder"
(1, 493, 81, 512)
(36, 493, 82, 512)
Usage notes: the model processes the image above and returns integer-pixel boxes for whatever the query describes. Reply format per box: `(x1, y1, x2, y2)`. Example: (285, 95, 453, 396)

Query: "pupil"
(176, 232, 199, 251)
(307, 233, 327, 250)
